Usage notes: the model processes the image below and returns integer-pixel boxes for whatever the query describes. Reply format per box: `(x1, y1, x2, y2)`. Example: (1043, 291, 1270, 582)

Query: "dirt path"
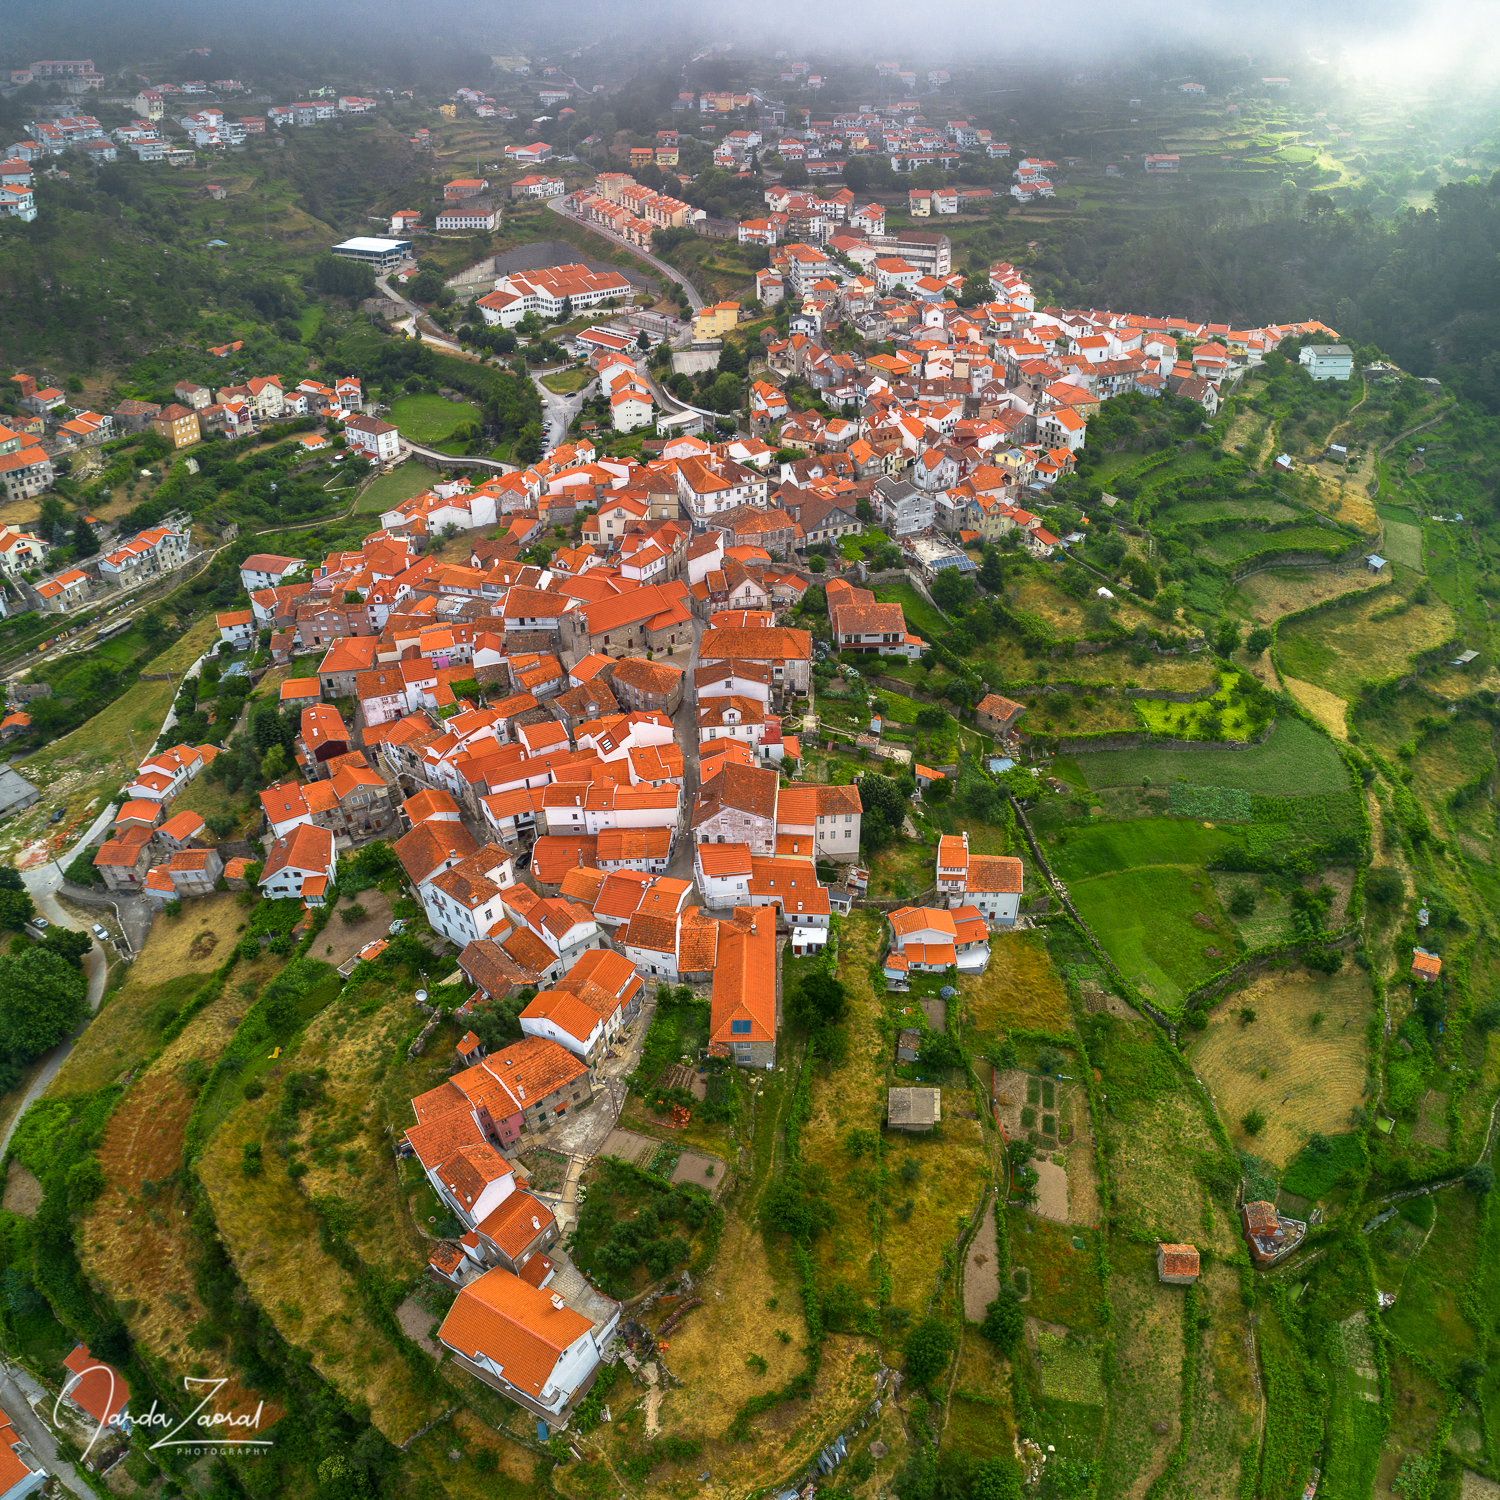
(962, 1200, 1001, 1322)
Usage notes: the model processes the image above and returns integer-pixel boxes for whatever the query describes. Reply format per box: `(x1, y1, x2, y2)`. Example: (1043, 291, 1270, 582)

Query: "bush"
(980, 1288, 1024, 1353)
(904, 1316, 956, 1387)
(338, 902, 368, 927)
(1242, 1108, 1267, 1136)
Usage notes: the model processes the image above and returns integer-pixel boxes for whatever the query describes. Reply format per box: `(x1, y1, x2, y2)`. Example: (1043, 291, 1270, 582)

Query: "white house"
(1299, 344, 1354, 381)
(344, 414, 402, 463)
(239, 553, 307, 591)
(934, 832, 1023, 925)
(423, 844, 517, 948)
(259, 823, 338, 904)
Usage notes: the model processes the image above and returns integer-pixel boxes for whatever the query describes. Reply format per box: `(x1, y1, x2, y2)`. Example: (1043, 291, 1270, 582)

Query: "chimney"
(550, 1293, 565, 1310)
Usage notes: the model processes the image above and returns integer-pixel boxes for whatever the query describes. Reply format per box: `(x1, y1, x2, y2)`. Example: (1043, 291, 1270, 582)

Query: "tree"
(0, 948, 87, 1062)
(72, 517, 99, 559)
(1125, 557, 1158, 597)
(1464, 1163, 1494, 1194)
(1214, 618, 1241, 657)
(903, 1316, 956, 1387)
(855, 498, 875, 523)
(1246, 626, 1274, 655)
(860, 772, 906, 831)
(40, 928, 91, 967)
(980, 1286, 1025, 1353)
(0, 886, 36, 932)
(978, 548, 1005, 591)
(970, 1456, 1024, 1500)
(926, 776, 953, 803)
(789, 969, 847, 1031)
(931, 569, 976, 612)
(1241, 1107, 1266, 1136)
(1228, 885, 1256, 918)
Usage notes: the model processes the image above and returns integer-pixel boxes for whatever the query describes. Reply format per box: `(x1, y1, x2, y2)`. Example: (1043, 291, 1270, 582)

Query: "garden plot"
(1010, 1215, 1108, 1334)
(1188, 966, 1373, 1169)
(1030, 1322, 1106, 1405)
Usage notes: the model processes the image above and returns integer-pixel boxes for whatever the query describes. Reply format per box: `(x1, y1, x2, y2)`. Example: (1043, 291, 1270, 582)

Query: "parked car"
(91, 924, 109, 942)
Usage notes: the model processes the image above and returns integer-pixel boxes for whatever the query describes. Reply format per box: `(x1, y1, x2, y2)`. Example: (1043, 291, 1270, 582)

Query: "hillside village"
(0, 33, 1497, 1500)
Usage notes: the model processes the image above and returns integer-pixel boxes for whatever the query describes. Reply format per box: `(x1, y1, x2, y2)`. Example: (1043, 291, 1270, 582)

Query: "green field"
(1200, 525, 1349, 565)
(541, 366, 594, 395)
(1049, 818, 1238, 883)
(354, 461, 433, 515)
(389, 392, 480, 444)
(1071, 865, 1239, 1008)
(873, 580, 950, 640)
(1064, 717, 1350, 795)
(1380, 520, 1425, 571)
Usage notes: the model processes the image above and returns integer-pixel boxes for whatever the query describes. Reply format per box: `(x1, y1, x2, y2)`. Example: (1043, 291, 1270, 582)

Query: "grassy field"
(47, 895, 264, 1097)
(81, 985, 273, 1428)
(540, 366, 594, 394)
(1175, 1261, 1257, 1500)
(1226, 564, 1390, 627)
(355, 461, 433, 514)
(1381, 520, 1425, 571)
(1188, 966, 1373, 1168)
(1277, 588, 1457, 699)
(0, 614, 220, 866)
(1097, 1247, 1185, 1499)
(390, 393, 480, 445)
(1048, 818, 1238, 882)
(1070, 866, 1239, 1010)
(871, 580, 949, 640)
(964, 931, 1072, 1036)
(1065, 716, 1350, 795)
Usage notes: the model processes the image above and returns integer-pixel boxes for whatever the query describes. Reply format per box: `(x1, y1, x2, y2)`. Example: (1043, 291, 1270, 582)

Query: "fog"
(0, 0, 1494, 87)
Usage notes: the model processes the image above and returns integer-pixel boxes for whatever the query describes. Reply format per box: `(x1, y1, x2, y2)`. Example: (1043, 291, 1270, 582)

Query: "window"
(731, 1018, 751, 1035)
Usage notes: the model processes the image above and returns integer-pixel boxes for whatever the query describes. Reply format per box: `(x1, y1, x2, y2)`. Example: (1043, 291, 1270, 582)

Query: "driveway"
(545, 198, 705, 313)
(0, 1362, 92, 1499)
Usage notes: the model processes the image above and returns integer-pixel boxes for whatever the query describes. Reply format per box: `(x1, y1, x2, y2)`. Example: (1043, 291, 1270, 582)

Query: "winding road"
(545, 197, 705, 314)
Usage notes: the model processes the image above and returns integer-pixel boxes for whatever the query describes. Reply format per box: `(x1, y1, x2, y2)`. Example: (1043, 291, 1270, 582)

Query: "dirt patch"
(921, 997, 947, 1032)
(1031, 1160, 1069, 1223)
(396, 1293, 442, 1358)
(1283, 676, 1349, 740)
(601, 1128, 659, 1167)
(669, 1150, 724, 1195)
(656, 1063, 707, 1100)
(963, 1200, 1000, 1321)
(1192, 912, 1214, 930)
(187, 931, 220, 962)
(2, 1161, 42, 1218)
(1188, 965, 1372, 1169)
(317, 889, 395, 971)
(1461, 1473, 1500, 1500)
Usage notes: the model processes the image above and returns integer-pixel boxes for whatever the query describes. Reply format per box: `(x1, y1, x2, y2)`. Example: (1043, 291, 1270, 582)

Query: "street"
(532, 368, 595, 454)
(545, 197, 705, 314)
(0, 1362, 92, 1500)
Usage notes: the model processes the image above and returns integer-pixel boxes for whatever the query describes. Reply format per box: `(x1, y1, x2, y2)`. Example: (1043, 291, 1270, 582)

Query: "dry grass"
(803, 913, 992, 1351)
(314, 889, 395, 975)
(1277, 588, 1457, 701)
(198, 1084, 445, 1443)
(48, 896, 263, 1097)
(81, 992, 274, 1427)
(1009, 573, 1156, 637)
(1230, 564, 1388, 628)
(964, 932, 1071, 1036)
(285, 974, 432, 1279)
(1107, 1092, 1241, 1257)
(1098, 1245, 1186, 1500)
(1283, 676, 1349, 739)
(1188, 965, 1373, 1168)
(1175, 1260, 1257, 1500)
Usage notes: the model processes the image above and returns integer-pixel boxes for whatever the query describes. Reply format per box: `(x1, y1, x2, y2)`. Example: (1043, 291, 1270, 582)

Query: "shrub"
(338, 902, 368, 927)
(1242, 1108, 1267, 1136)
(904, 1316, 956, 1387)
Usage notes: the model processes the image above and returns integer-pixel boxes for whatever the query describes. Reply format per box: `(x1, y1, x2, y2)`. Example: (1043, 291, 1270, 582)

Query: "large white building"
(475, 264, 634, 328)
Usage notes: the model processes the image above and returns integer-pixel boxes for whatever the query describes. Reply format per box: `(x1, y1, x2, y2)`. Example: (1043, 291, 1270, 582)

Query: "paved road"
(531, 368, 595, 454)
(0, 1362, 92, 1499)
(667, 616, 705, 890)
(375, 274, 468, 354)
(545, 197, 705, 313)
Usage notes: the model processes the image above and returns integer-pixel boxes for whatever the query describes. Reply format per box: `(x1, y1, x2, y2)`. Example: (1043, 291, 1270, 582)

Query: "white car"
(91, 924, 110, 941)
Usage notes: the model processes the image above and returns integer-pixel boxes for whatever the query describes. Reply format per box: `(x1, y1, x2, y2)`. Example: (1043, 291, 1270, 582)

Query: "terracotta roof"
(521, 989, 602, 1045)
(475, 1188, 556, 1259)
(621, 911, 679, 954)
(967, 855, 1023, 893)
(261, 822, 335, 883)
(1158, 1243, 1200, 1278)
(609, 656, 685, 696)
(62, 1344, 129, 1425)
(1411, 949, 1442, 976)
(530, 835, 599, 885)
(437, 1141, 514, 1210)
(709, 908, 777, 1047)
(693, 760, 778, 828)
(438, 1266, 594, 1397)
(395, 820, 478, 885)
